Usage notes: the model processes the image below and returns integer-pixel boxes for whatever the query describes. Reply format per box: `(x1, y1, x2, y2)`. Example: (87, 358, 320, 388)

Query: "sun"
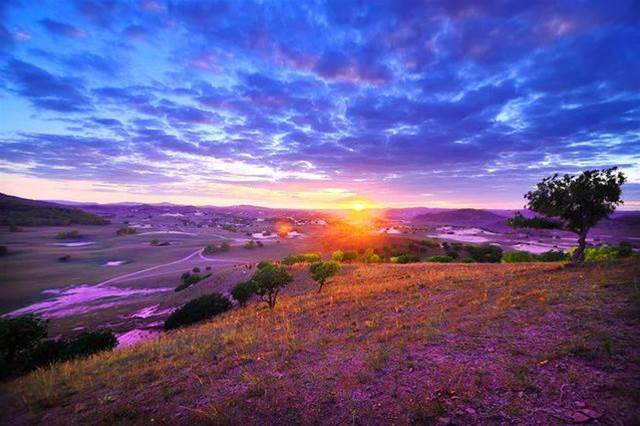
(352, 202, 366, 211)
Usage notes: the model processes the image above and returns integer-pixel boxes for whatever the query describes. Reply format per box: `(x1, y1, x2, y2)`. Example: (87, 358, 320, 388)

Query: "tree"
(309, 261, 340, 292)
(251, 262, 293, 309)
(231, 281, 256, 307)
(164, 293, 232, 330)
(0, 315, 47, 374)
(524, 168, 626, 262)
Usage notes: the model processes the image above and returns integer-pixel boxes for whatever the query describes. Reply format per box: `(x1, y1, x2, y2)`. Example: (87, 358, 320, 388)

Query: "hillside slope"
(413, 208, 507, 225)
(2, 260, 639, 425)
(0, 193, 109, 226)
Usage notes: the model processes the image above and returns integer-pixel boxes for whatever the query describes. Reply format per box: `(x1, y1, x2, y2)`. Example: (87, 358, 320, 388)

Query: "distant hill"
(413, 208, 507, 225)
(0, 193, 109, 226)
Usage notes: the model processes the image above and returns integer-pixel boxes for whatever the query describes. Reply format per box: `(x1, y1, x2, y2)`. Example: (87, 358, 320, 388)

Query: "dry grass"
(2, 259, 639, 425)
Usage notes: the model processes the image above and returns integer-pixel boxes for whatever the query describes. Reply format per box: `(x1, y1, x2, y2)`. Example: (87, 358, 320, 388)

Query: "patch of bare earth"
(1, 260, 639, 425)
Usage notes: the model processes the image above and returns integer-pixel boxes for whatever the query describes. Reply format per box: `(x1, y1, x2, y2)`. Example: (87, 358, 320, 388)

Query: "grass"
(1, 259, 639, 424)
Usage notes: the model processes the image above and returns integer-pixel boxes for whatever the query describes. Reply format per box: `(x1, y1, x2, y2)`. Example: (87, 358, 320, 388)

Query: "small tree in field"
(251, 262, 293, 309)
(309, 261, 340, 292)
(524, 167, 625, 262)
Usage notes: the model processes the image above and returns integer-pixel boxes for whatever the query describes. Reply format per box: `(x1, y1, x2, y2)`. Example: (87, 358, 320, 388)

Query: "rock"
(570, 411, 591, 423)
(465, 407, 477, 416)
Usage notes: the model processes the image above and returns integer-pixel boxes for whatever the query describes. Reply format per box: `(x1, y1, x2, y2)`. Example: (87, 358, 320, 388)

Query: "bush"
(181, 271, 191, 280)
(257, 260, 270, 269)
(618, 242, 633, 258)
(390, 254, 421, 264)
(465, 244, 503, 263)
(150, 238, 160, 246)
(192, 267, 200, 273)
(175, 274, 203, 292)
(164, 293, 232, 330)
(309, 261, 340, 292)
(331, 250, 344, 262)
(502, 251, 536, 263)
(426, 255, 453, 263)
(30, 339, 68, 367)
(58, 254, 71, 262)
(579, 243, 634, 262)
(421, 239, 440, 248)
(116, 227, 137, 236)
(362, 248, 382, 264)
(537, 250, 568, 262)
(231, 281, 256, 307)
(342, 250, 358, 262)
(63, 331, 117, 359)
(0, 315, 47, 376)
(281, 252, 322, 265)
(56, 230, 80, 239)
(252, 262, 293, 309)
(461, 257, 476, 263)
(244, 240, 256, 249)
(220, 241, 231, 251)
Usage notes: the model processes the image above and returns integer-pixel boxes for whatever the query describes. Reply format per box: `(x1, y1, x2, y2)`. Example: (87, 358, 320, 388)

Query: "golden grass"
(2, 259, 639, 425)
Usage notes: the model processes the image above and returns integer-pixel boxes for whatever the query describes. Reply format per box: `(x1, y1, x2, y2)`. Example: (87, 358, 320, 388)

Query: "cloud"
(39, 18, 87, 38)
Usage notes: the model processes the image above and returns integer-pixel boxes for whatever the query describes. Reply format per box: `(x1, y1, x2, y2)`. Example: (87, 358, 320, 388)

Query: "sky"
(0, 1, 639, 210)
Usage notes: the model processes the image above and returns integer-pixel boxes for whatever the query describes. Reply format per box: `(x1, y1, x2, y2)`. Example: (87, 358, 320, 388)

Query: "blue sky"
(0, 0, 638, 209)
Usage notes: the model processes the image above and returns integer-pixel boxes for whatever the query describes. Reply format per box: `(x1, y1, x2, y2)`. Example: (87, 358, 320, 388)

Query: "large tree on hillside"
(524, 167, 626, 262)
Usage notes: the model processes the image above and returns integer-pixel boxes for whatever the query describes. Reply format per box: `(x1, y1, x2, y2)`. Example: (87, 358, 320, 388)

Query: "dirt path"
(97, 248, 251, 286)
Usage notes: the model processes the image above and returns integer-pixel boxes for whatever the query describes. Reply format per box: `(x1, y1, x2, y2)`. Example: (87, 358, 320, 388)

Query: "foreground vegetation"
(1, 259, 638, 424)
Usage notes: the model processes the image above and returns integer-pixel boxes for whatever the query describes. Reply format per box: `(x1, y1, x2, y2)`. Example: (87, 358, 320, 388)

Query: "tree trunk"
(571, 229, 588, 262)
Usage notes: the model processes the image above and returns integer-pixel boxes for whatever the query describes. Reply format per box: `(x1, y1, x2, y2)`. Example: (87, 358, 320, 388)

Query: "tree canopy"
(524, 167, 625, 261)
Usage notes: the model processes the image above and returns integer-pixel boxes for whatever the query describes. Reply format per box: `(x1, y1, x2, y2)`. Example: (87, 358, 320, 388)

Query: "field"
(2, 259, 639, 425)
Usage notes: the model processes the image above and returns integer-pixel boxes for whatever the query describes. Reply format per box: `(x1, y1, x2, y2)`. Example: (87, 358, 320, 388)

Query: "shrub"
(310, 261, 340, 292)
(342, 250, 358, 262)
(206, 266, 212, 271)
(192, 267, 200, 273)
(0, 315, 47, 375)
(537, 250, 568, 262)
(421, 239, 440, 248)
(164, 293, 232, 330)
(63, 331, 117, 359)
(579, 243, 634, 262)
(427, 255, 453, 263)
(231, 281, 256, 307)
(220, 242, 231, 251)
(391, 254, 421, 264)
(116, 227, 137, 236)
(465, 244, 503, 263)
(281, 252, 322, 265)
(181, 271, 191, 280)
(362, 248, 382, 264)
(252, 262, 293, 309)
(175, 274, 202, 292)
(257, 260, 270, 269)
(618, 242, 633, 258)
(30, 339, 67, 367)
(56, 230, 80, 239)
(502, 251, 536, 263)
(256, 240, 264, 247)
(282, 255, 298, 265)
(461, 257, 476, 263)
(331, 250, 344, 262)
(244, 240, 256, 249)
(204, 244, 219, 254)
(58, 254, 71, 262)
(150, 238, 160, 246)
